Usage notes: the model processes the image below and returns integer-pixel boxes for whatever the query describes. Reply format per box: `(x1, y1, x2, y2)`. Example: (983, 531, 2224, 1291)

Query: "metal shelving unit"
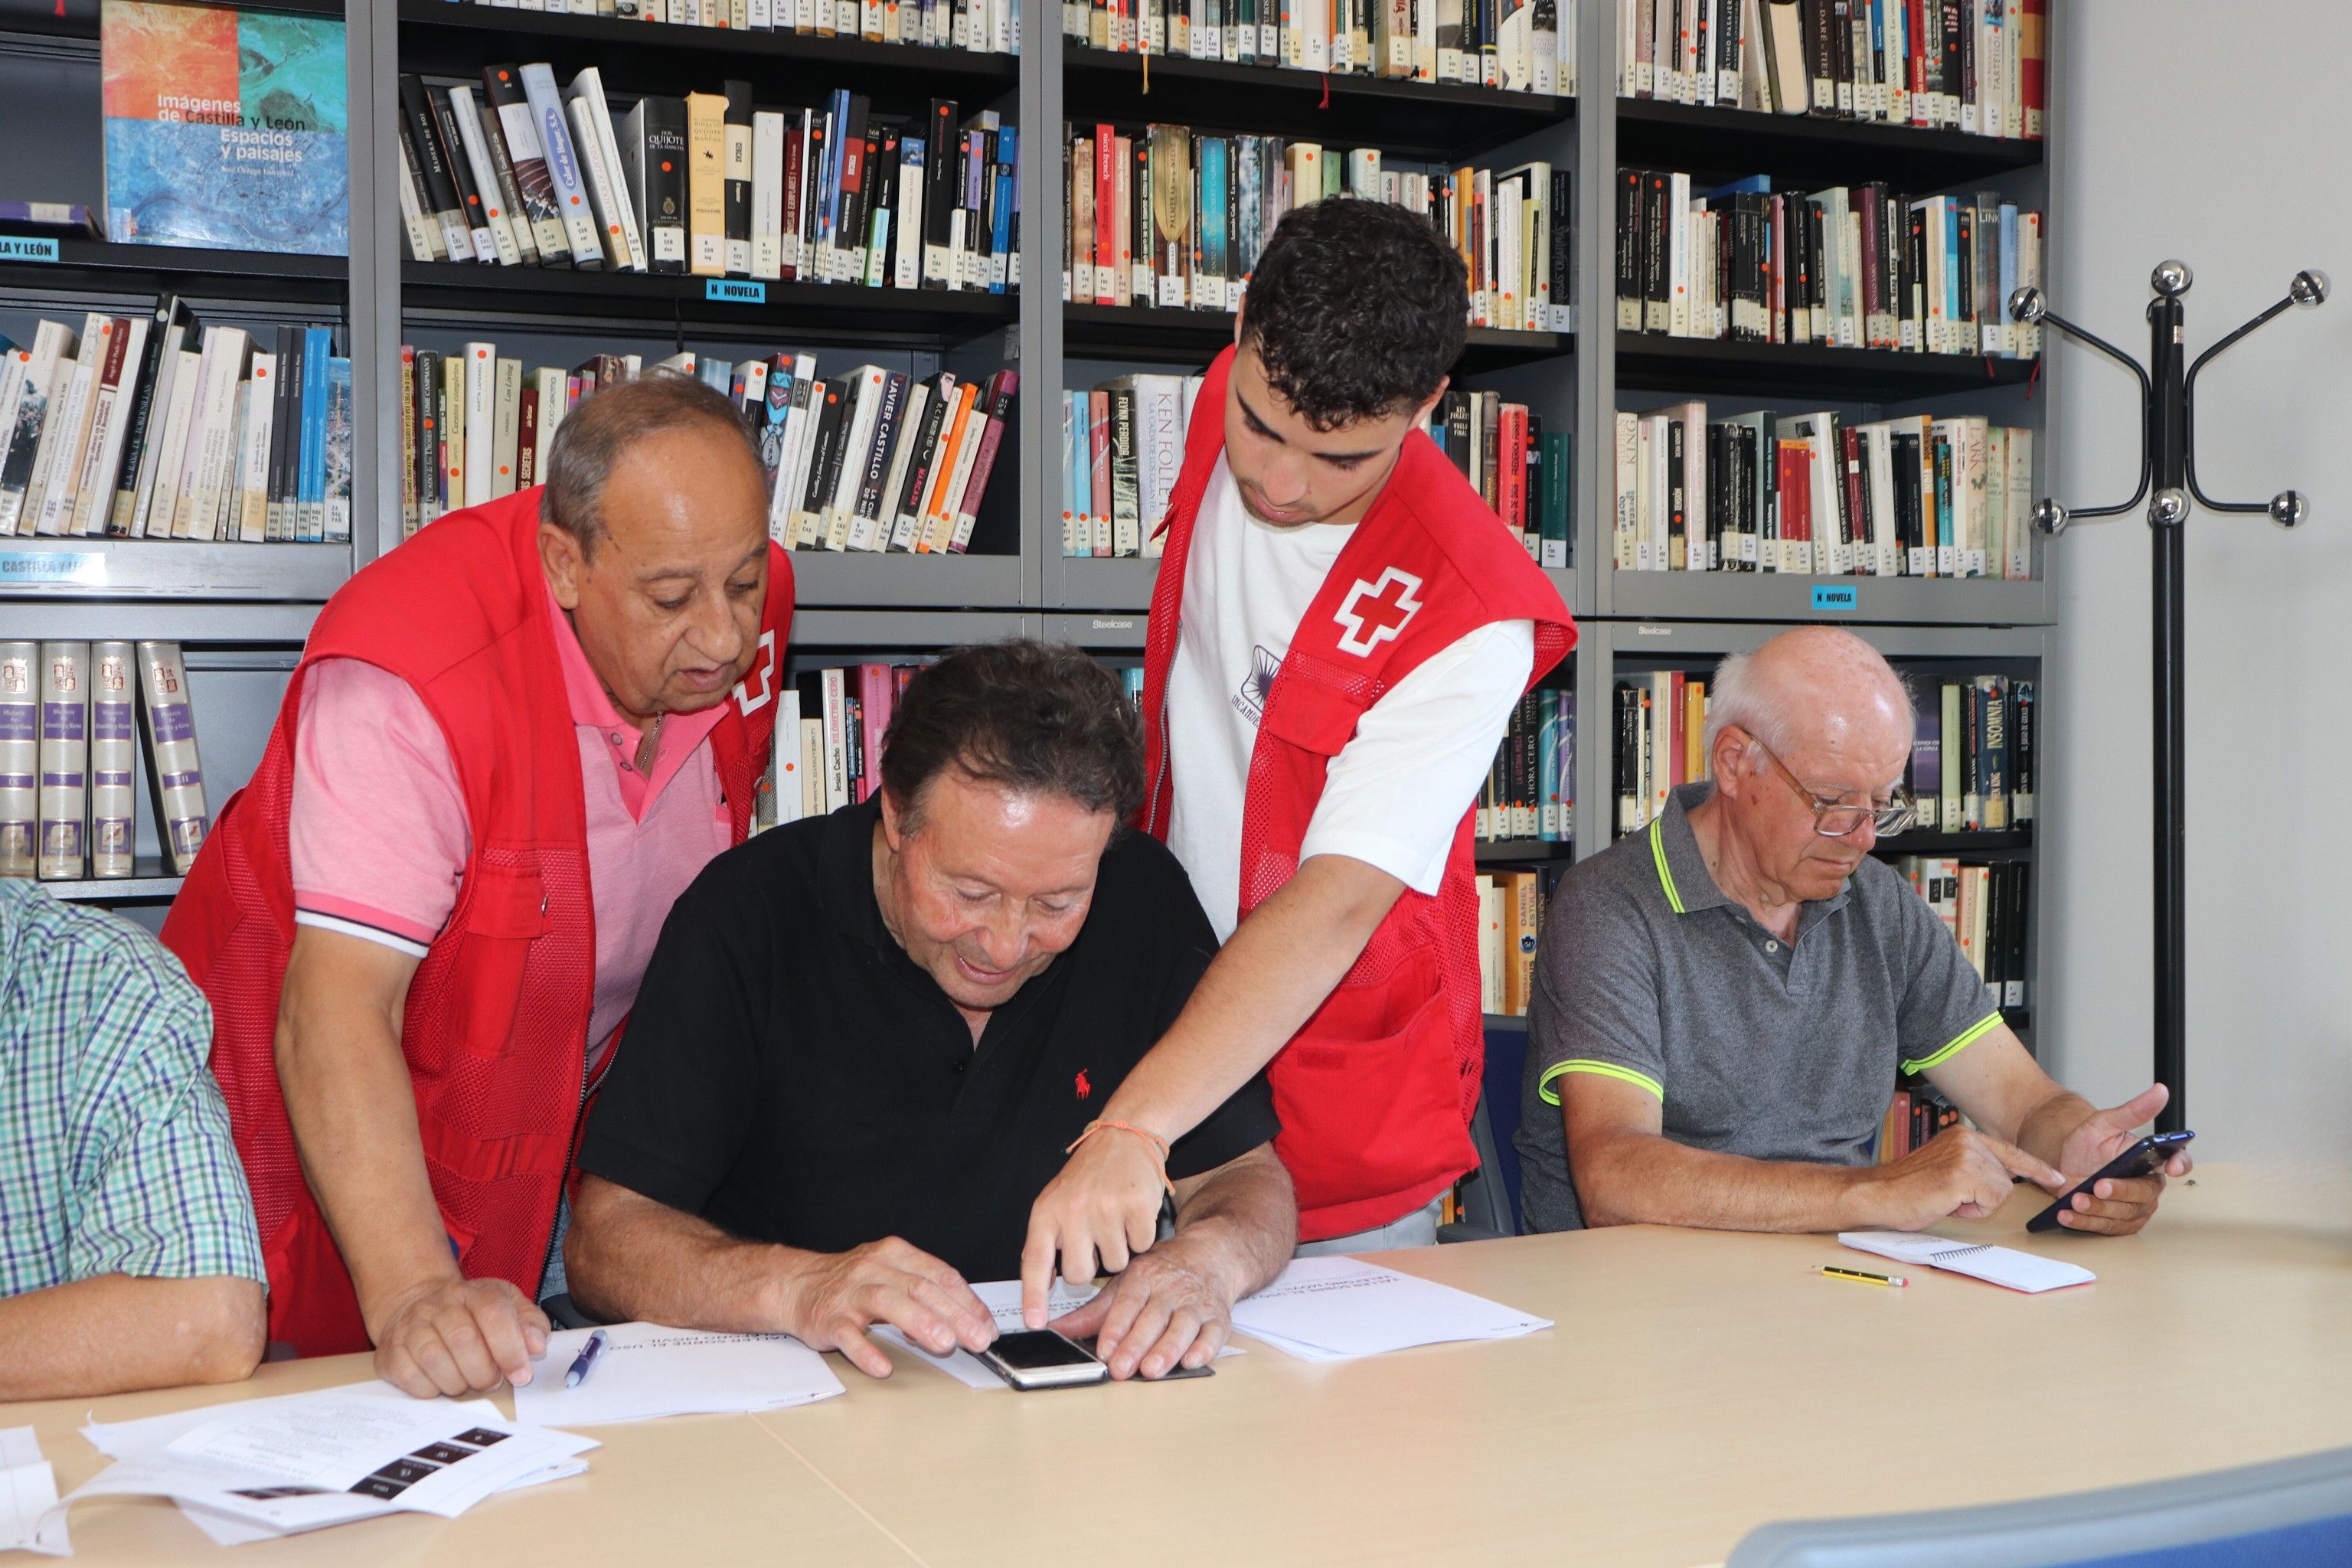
(5, 0, 2066, 919)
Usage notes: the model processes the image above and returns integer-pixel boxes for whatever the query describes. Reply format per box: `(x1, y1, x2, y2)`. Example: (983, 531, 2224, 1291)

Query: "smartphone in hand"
(2027, 1130, 2195, 1233)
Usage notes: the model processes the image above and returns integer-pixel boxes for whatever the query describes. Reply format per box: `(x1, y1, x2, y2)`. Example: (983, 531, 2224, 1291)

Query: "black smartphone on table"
(2027, 1130, 2195, 1233)
(975, 1330, 1109, 1390)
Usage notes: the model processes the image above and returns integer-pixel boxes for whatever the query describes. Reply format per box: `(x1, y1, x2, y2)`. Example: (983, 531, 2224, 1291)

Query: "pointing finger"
(1018, 1219, 1060, 1330)
(1983, 1135, 2065, 1190)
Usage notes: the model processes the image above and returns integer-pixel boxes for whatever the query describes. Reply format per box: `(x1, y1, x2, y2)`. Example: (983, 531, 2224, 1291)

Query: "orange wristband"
(1066, 1119, 1176, 1195)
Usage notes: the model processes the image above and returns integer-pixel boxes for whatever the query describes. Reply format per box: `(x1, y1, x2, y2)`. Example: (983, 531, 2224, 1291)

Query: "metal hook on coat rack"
(2007, 260, 2329, 1134)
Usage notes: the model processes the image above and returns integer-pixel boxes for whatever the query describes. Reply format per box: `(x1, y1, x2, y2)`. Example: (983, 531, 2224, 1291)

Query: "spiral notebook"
(1838, 1231, 2096, 1293)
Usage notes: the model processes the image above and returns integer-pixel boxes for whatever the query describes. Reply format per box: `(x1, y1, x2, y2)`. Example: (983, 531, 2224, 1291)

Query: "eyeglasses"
(1749, 737, 1916, 838)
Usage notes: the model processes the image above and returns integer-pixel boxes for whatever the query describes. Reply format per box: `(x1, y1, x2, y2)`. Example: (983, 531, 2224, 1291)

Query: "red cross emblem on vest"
(731, 629, 778, 715)
(1332, 567, 1425, 657)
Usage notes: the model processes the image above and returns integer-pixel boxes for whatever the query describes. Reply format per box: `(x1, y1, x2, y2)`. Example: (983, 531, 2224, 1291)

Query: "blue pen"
(564, 1329, 609, 1390)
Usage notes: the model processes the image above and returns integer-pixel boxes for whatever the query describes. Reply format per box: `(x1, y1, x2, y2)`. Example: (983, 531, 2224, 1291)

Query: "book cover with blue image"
(101, 0, 347, 256)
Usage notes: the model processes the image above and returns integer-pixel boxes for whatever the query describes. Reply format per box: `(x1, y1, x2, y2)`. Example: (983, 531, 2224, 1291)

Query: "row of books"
(443, 0, 1018, 51)
(757, 663, 916, 828)
(1064, 129, 1570, 336)
(1476, 687, 1574, 845)
(1066, 0, 1578, 93)
(1610, 407, 2035, 578)
(400, 70, 1016, 292)
(1, 304, 350, 545)
(1057, 374, 1565, 562)
(1910, 673, 2034, 832)
(1616, 0, 2046, 141)
(1890, 854, 2030, 1008)
(403, 343, 1018, 554)
(1059, 374, 1199, 558)
(1475, 864, 1563, 1017)
(1434, 390, 1573, 569)
(1616, 174, 2043, 358)
(1877, 1083, 1960, 1163)
(1611, 667, 2037, 833)
(0, 641, 208, 882)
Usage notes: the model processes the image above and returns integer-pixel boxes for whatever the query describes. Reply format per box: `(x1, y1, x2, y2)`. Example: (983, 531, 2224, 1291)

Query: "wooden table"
(14, 1166, 2350, 1566)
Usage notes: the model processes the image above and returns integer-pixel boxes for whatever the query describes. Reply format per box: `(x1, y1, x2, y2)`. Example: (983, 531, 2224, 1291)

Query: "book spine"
(87, 642, 136, 878)
(70, 316, 142, 537)
(400, 75, 475, 262)
(521, 64, 607, 266)
(486, 65, 572, 263)
(684, 91, 730, 275)
(949, 371, 1016, 551)
(106, 299, 181, 534)
(449, 86, 524, 265)
(300, 328, 330, 541)
(235, 352, 274, 543)
(36, 642, 87, 880)
(137, 642, 208, 877)
(0, 644, 32, 877)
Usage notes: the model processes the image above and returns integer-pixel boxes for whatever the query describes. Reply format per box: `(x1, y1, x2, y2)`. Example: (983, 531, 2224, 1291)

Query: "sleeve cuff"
(1901, 1011, 2004, 1076)
(1536, 1059, 1664, 1106)
(1296, 830, 1451, 898)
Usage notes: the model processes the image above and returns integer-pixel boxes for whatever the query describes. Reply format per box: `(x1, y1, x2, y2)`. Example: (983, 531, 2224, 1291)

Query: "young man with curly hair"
(1021, 198, 1577, 1318)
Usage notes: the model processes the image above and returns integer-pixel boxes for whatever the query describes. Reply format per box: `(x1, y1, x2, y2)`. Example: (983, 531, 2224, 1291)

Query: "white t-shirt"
(1165, 455, 1537, 942)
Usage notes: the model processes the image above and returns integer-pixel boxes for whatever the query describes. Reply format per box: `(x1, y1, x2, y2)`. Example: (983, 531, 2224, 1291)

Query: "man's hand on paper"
(778, 1236, 998, 1380)
(2047, 1084, 2192, 1236)
(1050, 1236, 1236, 1380)
(1867, 1126, 2063, 1231)
(1019, 1129, 1166, 1328)
(371, 1276, 549, 1400)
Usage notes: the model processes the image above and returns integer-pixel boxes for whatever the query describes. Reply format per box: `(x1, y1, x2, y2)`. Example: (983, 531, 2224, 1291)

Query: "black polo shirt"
(577, 796, 1280, 1282)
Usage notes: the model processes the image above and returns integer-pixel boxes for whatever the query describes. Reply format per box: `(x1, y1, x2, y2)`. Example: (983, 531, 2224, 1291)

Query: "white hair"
(1700, 641, 1917, 777)
(1700, 649, 1783, 777)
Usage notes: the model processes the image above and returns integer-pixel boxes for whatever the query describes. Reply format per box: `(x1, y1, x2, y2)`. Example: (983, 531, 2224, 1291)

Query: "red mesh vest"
(1140, 347, 1576, 1240)
(162, 488, 793, 1355)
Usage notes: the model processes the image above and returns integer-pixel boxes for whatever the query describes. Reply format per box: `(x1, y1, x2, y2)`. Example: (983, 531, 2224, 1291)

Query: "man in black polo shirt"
(567, 640, 1295, 1382)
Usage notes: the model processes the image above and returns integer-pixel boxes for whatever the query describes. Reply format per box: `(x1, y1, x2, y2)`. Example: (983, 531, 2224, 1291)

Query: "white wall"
(2044, 2, 2352, 1166)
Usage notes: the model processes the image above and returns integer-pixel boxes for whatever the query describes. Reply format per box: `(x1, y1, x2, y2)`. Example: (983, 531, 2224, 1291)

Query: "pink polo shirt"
(289, 581, 733, 1063)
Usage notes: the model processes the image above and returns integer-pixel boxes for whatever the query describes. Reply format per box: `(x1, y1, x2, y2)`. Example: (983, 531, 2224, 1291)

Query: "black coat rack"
(2008, 263, 2330, 1134)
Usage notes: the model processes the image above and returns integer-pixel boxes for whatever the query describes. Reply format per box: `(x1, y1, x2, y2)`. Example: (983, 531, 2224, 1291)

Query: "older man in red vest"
(1021, 198, 1576, 1336)
(164, 374, 792, 1394)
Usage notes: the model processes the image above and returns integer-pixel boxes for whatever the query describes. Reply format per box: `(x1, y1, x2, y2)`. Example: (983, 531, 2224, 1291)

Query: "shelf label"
(0, 550, 106, 586)
(0, 237, 59, 263)
(1812, 585, 1859, 612)
(704, 279, 766, 304)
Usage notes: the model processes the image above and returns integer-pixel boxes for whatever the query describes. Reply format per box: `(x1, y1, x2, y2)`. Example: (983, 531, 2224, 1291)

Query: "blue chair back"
(1727, 1445, 2352, 1568)
(1441, 1022, 1529, 1238)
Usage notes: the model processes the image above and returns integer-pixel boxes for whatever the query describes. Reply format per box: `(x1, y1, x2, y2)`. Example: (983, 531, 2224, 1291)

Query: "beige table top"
(14, 1166, 2351, 1567)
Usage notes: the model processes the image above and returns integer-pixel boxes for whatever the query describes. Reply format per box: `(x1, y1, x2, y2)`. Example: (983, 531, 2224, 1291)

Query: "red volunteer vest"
(1140, 347, 1576, 1240)
(162, 488, 793, 1356)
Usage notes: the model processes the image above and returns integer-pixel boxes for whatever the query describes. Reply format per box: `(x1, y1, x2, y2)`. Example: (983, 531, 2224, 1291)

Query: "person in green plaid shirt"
(0, 877, 266, 1399)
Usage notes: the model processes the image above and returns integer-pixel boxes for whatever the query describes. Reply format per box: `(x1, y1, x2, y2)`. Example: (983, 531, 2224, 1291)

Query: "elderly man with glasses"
(1514, 627, 2187, 1236)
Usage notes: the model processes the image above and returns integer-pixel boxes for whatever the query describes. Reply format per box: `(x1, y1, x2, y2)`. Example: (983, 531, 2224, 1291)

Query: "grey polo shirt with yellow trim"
(1514, 782, 2004, 1233)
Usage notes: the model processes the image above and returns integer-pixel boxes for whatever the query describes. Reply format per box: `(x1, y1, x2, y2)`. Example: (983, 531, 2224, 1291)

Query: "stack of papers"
(1840, 1230, 2096, 1293)
(44, 1386, 596, 1553)
(874, 1280, 1243, 1389)
(513, 1323, 845, 1426)
(1229, 1258, 1553, 1361)
(1, 1429, 57, 1553)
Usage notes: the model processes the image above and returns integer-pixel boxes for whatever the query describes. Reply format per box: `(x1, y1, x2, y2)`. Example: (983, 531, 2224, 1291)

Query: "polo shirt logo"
(731, 629, 778, 715)
(1331, 567, 1424, 658)
(1075, 1069, 1092, 1100)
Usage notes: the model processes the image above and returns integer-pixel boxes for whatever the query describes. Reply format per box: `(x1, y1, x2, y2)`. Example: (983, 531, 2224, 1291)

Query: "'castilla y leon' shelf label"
(0, 237, 58, 263)
(0, 551, 107, 586)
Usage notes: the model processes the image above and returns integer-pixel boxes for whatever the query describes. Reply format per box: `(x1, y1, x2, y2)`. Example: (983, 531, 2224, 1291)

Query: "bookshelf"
(1, 0, 2066, 951)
